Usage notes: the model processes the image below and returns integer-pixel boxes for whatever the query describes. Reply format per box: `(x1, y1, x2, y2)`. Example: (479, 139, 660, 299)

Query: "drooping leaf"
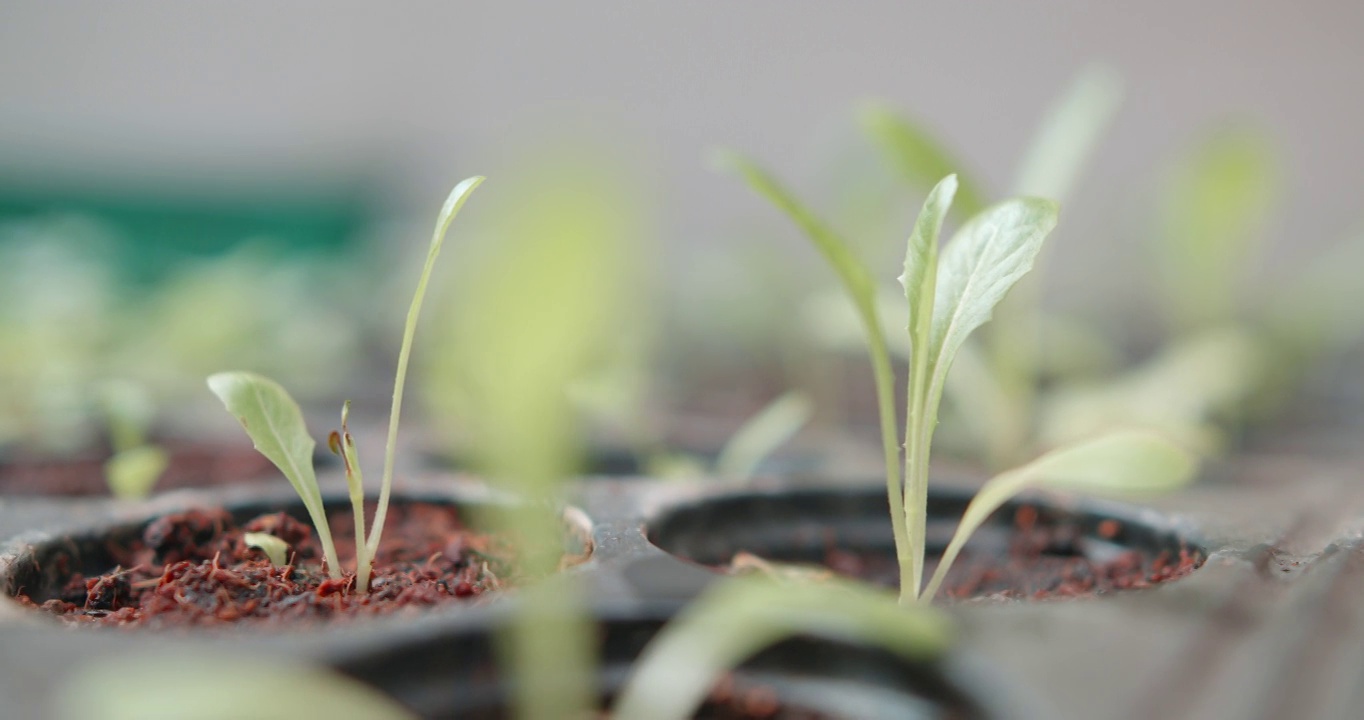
(243, 532, 289, 567)
(103, 445, 168, 500)
(612, 575, 953, 720)
(717, 149, 911, 599)
(1156, 127, 1277, 330)
(714, 391, 813, 480)
(920, 431, 1196, 601)
(1011, 64, 1124, 202)
(860, 104, 988, 220)
(206, 371, 338, 577)
(926, 198, 1060, 401)
(713, 151, 878, 313)
(1037, 326, 1266, 454)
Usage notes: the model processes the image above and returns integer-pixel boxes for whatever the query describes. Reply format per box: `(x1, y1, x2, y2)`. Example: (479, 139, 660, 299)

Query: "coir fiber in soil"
(822, 507, 1201, 600)
(14, 503, 519, 627)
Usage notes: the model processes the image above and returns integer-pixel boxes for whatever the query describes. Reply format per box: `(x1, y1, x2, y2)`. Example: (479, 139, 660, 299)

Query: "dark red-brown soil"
(0, 440, 275, 497)
(739, 506, 1202, 601)
(16, 503, 525, 627)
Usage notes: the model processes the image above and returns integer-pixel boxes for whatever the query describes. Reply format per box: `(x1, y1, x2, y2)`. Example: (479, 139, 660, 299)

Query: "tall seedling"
(721, 154, 1193, 603)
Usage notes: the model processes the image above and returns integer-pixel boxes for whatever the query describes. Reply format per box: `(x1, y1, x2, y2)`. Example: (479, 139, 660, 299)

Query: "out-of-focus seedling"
(97, 381, 168, 499)
(208, 176, 484, 591)
(612, 575, 953, 720)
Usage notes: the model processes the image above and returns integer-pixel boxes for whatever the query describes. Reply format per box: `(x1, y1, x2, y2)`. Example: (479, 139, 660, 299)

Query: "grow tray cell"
(0, 492, 593, 628)
(646, 485, 1204, 601)
(332, 607, 1002, 719)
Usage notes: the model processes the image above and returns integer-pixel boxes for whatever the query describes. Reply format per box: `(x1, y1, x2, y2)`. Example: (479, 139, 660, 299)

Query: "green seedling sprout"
(208, 176, 484, 590)
(642, 390, 814, 481)
(713, 390, 813, 480)
(612, 575, 952, 720)
(243, 532, 289, 567)
(98, 381, 169, 499)
(1154, 127, 1276, 334)
(721, 153, 1195, 603)
(865, 66, 1123, 469)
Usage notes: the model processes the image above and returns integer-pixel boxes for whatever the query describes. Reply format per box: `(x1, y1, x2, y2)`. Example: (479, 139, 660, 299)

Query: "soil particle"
(18, 503, 519, 627)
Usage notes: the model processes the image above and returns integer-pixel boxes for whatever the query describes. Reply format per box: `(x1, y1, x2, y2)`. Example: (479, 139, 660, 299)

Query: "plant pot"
(635, 480, 1205, 601)
(330, 603, 1028, 719)
(0, 481, 593, 628)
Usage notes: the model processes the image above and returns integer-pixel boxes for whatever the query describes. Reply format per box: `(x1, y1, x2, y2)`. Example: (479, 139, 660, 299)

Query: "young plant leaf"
(860, 104, 987, 221)
(713, 391, 813, 480)
(1011, 64, 1124, 202)
(57, 655, 416, 720)
(366, 175, 484, 562)
(920, 430, 1196, 601)
(717, 150, 911, 594)
(243, 532, 289, 567)
(103, 445, 168, 500)
(1156, 127, 1276, 331)
(206, 371, 339, 579)
(926, 198, 1060, 403)
(899, 175, 959, 599)
(611, 575, 953, 720)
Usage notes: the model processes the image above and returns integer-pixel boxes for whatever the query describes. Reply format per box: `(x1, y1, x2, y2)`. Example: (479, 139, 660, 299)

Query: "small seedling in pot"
(207, 176, 484, 592)
(98, 381, 169, 499)
(720, 153, 1195, 603)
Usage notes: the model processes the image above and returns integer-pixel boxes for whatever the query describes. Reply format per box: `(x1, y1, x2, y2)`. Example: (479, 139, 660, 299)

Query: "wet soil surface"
(0, 440, 275, 497)
(16, 503, 520, 627)
(739, 506, 1202, 601)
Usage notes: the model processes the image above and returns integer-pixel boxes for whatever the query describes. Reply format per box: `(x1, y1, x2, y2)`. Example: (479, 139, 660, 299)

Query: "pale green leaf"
(927, 198, 1060, 402)
(103, 445, 168, 500)
(612, 575, 953, 720)
(718, 149, 911, 598)
(57, 655, 416, 720)
(714, 391, 813, 480)
(860, 104, 988, 220)
(713, 150, 877, 310)
(1157, 128, 1277, 330)
(368, 175, 485, 564)
(243, 532, 289, 567)
(206, 371, 338, 577)
(899, 175, 957, 344)
(921, 431, 1196, 600)
(1038, 326, 1266, 453)
(1011, 64, 1123, 202)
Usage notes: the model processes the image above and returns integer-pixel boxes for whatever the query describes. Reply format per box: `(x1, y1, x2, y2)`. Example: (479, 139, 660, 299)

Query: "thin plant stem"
(366, 177, 485, 560)
(865, 326, 911, 598)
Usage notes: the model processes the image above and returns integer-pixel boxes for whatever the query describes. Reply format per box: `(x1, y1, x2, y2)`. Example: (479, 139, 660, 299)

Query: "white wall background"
(0, 1, 1359, 315)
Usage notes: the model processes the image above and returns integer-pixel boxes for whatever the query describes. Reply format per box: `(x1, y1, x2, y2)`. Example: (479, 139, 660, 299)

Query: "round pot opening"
(646, 485, 1204, 601)
(333, 608, 1001, 719)
(1, 493, 593, 628)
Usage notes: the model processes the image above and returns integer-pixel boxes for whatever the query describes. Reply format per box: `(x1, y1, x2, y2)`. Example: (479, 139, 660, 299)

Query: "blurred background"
(0, 1, 1360, 461)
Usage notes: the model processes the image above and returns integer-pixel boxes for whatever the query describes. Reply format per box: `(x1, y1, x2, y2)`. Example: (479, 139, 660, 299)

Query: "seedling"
(721, 153, 1194, 603)
(98, 381, 168, 500)
(613, 574, 952, 720)
(863, 66, 1123, 468)
(207, 176, 484, 591)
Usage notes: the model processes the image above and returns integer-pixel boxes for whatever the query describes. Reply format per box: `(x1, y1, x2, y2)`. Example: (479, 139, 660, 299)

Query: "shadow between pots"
(330, 603, 1009, 719)
(645, 483, 1206, 601)
(0, 486, 593, 629)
